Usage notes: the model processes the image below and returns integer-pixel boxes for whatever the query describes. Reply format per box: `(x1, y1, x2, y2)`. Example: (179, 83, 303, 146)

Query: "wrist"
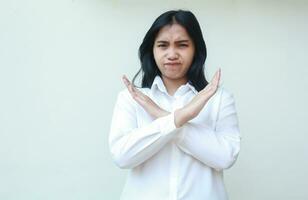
(174, 108, 191, 128)
(155, 108, 170, 118)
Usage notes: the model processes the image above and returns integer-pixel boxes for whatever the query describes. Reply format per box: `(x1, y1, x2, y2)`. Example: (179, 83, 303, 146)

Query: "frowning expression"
(153, 23, 195, 82)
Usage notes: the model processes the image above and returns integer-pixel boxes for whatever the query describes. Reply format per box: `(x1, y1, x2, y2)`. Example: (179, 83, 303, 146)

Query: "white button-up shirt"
(109, 75, 241, 200)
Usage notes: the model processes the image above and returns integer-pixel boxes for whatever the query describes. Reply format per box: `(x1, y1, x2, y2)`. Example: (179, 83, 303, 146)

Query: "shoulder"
(219, 86, 235, 99)
(207, 86, 235, 108)
(216, 86, 237, 108)
(116, 89, 137, 107)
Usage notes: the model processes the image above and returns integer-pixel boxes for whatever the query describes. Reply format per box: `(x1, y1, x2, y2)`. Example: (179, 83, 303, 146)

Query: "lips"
(164, 62, 181, 65)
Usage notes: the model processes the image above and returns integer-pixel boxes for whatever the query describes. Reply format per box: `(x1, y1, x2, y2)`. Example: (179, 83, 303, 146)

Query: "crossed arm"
(109, 70, 241, 170)
(121, 69, 221, 128)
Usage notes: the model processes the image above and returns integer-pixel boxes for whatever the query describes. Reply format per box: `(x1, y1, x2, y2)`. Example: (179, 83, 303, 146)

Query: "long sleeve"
(175, 88, 241, 171)
(108, 89, 178, 169)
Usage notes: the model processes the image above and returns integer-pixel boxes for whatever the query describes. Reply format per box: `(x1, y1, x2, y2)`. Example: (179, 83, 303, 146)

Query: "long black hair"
(132, 9, 208, 92)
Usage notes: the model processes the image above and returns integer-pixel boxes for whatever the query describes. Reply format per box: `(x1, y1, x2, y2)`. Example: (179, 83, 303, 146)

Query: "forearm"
(174, 108, 191, 128)
(110, 112, 178, 169)
(109, 90, 179, 169)
(175, 89, 241, 171)
(174, 99, 208, 128)
(176, 123, 241, 171)
(153, 108, 171, 119)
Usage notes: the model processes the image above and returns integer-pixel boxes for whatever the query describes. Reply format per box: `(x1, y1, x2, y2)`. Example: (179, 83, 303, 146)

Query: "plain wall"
(0, 0, 307, 199)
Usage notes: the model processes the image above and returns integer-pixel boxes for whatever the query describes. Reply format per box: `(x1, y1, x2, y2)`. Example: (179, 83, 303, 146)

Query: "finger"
(132, 93, 146, 106)
(123, 75, 138, 92)
(122, 75, 147, 101)
(124, 80, 146, 100)
(133, 87, 147, 100)
(210, 70, 219, 83)
(217, 68, 221, 86)
(129, 83, 142, 99)
(128, 83, 136, 95)
(122, 75, 136, 94)
(215, 68, 221, 86)
(122, 75, 131, 87)
(212, 69, 221, 86)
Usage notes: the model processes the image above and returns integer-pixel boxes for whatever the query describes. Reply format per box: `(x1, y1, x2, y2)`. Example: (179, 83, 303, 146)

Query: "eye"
(157, 44, 167, 47)
(179, 44, 188, 47)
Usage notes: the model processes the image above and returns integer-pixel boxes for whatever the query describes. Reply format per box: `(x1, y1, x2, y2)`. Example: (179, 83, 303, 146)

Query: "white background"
(0, 0, 307, 199)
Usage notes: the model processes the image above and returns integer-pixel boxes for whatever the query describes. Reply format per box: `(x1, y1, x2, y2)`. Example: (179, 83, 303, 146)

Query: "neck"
(161, 75, 188, 96)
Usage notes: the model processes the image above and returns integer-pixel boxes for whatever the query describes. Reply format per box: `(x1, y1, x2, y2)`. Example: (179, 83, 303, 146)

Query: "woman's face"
(153, 23, 195, 83)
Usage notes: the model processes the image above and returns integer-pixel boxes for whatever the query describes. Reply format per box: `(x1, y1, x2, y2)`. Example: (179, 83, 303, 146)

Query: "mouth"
(164, 63, 181, 71)
(164, 62, 181, 66)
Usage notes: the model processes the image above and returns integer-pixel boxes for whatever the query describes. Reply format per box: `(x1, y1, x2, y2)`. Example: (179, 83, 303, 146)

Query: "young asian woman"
(109, 9, 241, 200)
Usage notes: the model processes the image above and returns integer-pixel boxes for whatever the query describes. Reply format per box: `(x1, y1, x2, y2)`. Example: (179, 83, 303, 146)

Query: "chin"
(163, 73, 184, 80)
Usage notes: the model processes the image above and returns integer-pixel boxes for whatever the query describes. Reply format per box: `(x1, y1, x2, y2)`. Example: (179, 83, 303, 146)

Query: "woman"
(109, 9, 241, 200)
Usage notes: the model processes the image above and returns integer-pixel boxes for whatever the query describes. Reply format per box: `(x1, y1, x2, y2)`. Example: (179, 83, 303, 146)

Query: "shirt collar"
(151, 75, 198, 95)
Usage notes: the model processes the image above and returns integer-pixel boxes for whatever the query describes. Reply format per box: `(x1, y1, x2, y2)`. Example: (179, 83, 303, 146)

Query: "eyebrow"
(156, 40, 190, 43)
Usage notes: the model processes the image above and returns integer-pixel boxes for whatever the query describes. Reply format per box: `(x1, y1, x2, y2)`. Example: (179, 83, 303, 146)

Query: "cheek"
(153, 49, 163, 64)
(184, 50, 195, 63)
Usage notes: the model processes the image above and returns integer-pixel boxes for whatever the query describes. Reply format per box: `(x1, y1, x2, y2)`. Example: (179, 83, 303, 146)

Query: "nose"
(167, 48, 179, 60)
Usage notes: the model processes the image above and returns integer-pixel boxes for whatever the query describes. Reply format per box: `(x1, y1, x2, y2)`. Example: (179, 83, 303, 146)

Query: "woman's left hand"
(122, 75, 170, 119)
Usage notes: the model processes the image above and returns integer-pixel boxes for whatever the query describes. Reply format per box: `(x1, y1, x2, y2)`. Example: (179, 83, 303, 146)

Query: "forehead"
(155, 23, 192, 41)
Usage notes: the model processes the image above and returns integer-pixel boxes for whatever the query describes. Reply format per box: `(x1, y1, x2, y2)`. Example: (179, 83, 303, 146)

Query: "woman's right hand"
(174, 68, 221, 128)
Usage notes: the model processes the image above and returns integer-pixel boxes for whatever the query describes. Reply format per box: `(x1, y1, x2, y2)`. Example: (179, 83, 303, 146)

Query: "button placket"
(169, 145, 178, 200)
(169, 97, 183, 200)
